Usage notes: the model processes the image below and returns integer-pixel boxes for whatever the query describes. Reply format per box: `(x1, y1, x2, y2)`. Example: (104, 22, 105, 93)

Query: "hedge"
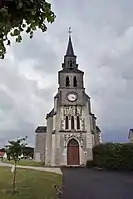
(91, 143, 133, 170)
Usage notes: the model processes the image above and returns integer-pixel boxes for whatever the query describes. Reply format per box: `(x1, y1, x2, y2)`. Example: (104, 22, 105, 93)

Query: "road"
(61, 168, 133, 199)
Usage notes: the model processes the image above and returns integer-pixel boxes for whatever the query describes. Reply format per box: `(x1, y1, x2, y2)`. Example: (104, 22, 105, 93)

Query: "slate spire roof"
(66, 35, 75, 56)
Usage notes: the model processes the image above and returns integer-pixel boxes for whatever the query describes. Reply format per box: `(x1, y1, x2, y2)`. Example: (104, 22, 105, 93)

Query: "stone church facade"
(34, 33, 101, 166)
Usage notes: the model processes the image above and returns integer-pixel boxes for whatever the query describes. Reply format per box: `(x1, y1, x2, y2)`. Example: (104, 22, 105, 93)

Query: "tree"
(22, 146, 34, 158)
(0, 147, 6, 152)
(5, 136, 27, 194)
(0, 0, 56, 59)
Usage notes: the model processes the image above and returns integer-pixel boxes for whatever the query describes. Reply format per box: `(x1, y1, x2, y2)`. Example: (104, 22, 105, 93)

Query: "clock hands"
(67, 93, 77, 102)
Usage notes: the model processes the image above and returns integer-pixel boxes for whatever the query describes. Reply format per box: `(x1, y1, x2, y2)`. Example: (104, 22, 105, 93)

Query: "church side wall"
(91, 116, 101, 145)
(51, 134, 56, 166)
(92, 134, 95, 146)
(54, 97, 58, 112)
(45, 117, 53, 165)
(94, 132, 100, 145)
(54, 110, 61, 166)
(50, 107, 61, 166)
(34, 133, 46, 162)
(82, 101, 93, 161)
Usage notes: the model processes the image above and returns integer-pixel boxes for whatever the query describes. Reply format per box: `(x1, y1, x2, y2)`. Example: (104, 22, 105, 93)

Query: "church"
(34, 30, 101, 166)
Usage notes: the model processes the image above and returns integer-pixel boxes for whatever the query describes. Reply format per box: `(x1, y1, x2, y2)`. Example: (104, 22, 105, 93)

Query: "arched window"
(77, 116, 80, 129)
(71, 116, 74, 129)
(70, 61, 73, 68)
(66, 76, 70, 86)
(65, 116, 69, 129)
(73, 76, 77, 87)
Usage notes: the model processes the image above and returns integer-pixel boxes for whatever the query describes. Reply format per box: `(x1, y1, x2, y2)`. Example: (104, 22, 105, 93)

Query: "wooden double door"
(67, 139, 80, 165)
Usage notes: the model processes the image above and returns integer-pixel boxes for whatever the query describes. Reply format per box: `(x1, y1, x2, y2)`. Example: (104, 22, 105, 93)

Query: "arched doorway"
(67, 139, 80, 165)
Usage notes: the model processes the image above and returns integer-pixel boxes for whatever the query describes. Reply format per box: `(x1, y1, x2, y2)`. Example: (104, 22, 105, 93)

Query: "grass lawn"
(0, 167, 62, 199)
(2, 159, 44, 167)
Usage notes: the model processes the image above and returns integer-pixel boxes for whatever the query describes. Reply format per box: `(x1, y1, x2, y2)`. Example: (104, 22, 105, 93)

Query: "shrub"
(93, 143, 133, 170)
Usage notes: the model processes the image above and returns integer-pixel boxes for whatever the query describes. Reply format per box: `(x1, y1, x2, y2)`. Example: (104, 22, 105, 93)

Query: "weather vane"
(68, 27, 72, 36)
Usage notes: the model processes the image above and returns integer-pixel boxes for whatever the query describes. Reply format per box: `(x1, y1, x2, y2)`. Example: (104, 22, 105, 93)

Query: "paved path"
(61, 168, 133, 199)
(0, 162, 62, 175)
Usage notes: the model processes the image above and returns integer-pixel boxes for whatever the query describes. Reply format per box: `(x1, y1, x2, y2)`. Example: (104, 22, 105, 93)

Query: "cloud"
(0, 0, 133, 147)
(0, 57, 55, 147)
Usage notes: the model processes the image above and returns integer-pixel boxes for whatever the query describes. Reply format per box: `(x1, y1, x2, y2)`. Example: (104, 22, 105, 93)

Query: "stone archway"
(67, 139, 80, 165)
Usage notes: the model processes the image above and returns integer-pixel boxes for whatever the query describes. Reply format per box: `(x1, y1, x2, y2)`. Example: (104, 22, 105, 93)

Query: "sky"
(0, 0, 133, 147)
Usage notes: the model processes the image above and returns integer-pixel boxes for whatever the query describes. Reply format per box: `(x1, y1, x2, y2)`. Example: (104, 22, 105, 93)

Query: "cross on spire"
(62, 26, 78, 70)
(68, 27, 72, 37)
(66, 27, 74, 56)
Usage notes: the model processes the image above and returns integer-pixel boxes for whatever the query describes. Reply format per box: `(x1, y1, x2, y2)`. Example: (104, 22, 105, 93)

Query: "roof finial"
(65, 27, 74, 56)
(68, 27, 72, 37)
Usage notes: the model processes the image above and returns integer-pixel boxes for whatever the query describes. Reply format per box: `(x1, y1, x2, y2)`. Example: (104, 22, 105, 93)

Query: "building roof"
(66, 35, 75, 56)
(35, 126, 47, 133)
(54, 93, 59, 98)
(46, 108, 56, 119)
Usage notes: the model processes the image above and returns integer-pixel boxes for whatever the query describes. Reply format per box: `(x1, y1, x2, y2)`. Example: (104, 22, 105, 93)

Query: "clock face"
(67, 93, 77, 102)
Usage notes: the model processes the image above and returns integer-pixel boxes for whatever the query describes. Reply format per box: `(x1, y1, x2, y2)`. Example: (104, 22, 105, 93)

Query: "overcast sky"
(0, 0, 133, 147)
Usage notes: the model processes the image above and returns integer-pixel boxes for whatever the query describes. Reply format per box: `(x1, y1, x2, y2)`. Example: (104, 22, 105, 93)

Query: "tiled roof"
(66, 35, 75, 56)
(35, 126, 47, 133)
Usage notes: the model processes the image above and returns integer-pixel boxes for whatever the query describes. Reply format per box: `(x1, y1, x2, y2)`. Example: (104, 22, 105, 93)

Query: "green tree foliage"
(22, 146, 34, 158)
(92, 143, 133, 170)
(0, 0, 56, 59)
(5, 136, 27, 193)
(0, 147, 6, 152)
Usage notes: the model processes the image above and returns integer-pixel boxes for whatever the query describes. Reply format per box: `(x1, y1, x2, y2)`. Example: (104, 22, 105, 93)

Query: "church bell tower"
(52, 28, 97, 166)
(34, 28, 101, 166)
(58, 28, 85, 107)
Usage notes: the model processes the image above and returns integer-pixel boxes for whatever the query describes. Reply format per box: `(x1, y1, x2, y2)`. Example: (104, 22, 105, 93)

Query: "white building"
(34, 32, 101, 166)
(128, 129, 133, 143)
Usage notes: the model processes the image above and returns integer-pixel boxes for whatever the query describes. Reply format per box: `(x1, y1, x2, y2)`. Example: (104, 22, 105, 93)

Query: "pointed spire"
(66, 27, 75, 56)
(62, 27, 78, 70)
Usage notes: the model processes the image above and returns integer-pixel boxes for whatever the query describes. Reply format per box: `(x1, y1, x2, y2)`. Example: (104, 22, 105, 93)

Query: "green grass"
(0, 167, 62, 199)
(2, 159, 44, 167)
